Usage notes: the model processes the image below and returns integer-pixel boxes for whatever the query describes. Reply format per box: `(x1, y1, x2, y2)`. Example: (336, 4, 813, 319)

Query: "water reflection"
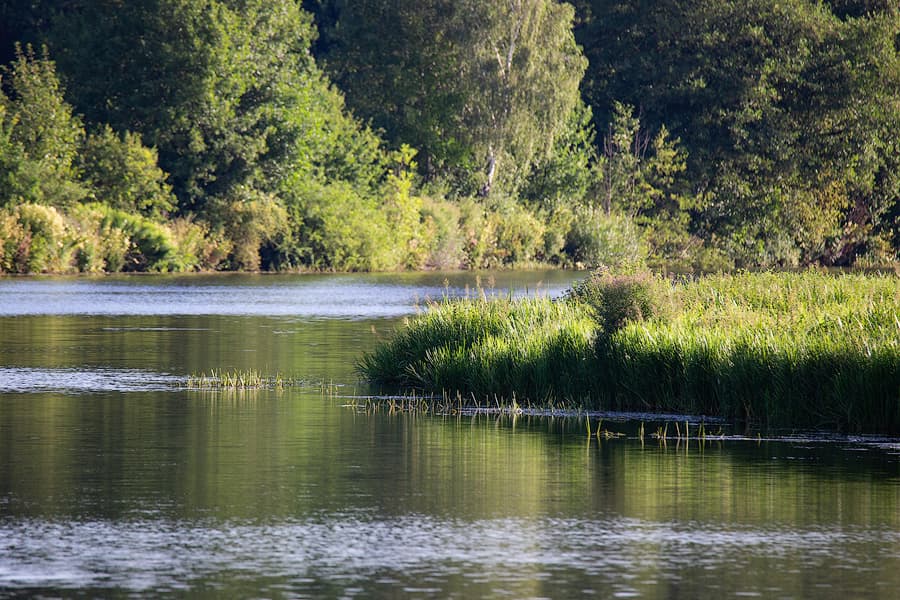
(0, 314, 386, 384)
(2, 390, 900, 597)
(3, 513, 899, 598)
(1, 272, 899, 598)
(0, 270, 579, 317)
(0, 367, 182, 393)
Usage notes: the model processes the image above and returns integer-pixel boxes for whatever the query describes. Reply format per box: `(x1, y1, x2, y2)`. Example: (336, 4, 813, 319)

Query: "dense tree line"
(1, 0, 897, 273)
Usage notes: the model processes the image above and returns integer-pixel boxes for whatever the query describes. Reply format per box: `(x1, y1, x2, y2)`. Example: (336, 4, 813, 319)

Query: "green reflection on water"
(0, 314, 389, 380)
(3, 386, 899, 524)
(2, 308, 900, 597)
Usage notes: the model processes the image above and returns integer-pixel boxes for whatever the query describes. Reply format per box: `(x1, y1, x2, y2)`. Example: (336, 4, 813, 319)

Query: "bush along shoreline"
(358, 271, 900, 435)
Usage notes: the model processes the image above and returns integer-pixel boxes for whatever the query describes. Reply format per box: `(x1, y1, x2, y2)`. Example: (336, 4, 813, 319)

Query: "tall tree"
(572, 0, 900, 265)
(37, 0, 310, 211)
(16, 0, 383, 217)
(459, 0, 587, 196)
(315, 0, 586, 197)
(0, 44, 85, 207)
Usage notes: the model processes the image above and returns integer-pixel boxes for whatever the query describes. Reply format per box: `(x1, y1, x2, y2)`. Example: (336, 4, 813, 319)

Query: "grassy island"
(360, 271, 900, 434)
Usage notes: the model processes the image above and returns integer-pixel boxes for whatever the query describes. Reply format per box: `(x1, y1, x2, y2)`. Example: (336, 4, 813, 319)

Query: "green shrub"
(539, 204, 576, 264)
(567, 269, 672, 334)
(69, 203, 131, 272)
(281, 179, 395, 271)
(419, 196, 465, 269)
(487, 197, 546, 265)
(79, 125, 176, 219)
(213, 192, 289, 271)
(168, 217, 219, 271)
(69, 203, 196, 272)
(564, 206, 647, 271)
(5, 203, 75, 273)
(381, 161, 428, 270)
(457, 196, 491, 268)
(455, 196, 548, 268)
(0, 45, 86, 209)
(0, 211, 29, 273)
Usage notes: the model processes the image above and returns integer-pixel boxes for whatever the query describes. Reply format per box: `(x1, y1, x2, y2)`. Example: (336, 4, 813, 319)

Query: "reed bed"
(186, 369, 300, 390)
(358, 296, 600, 402)
(603, 272, 900, 432)
(359, 271, 900, 434)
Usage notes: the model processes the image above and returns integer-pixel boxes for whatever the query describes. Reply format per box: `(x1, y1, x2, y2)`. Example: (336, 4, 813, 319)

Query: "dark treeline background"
(1, 0, 897, 273)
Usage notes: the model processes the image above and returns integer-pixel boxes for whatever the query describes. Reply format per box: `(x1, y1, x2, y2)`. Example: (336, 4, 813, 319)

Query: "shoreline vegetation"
(2, 2, 898, 275)
(359, 271, 900, 435)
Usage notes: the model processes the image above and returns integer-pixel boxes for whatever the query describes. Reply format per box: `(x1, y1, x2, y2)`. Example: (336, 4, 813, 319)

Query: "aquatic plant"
(603, 272, 900, 432)
(358, 295, 600, 402)
(359, 271, 900, 434)
(186, 369, 300, 390)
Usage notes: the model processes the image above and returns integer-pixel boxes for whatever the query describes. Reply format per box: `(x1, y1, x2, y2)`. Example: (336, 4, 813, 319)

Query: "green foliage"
(362, 271, 900, 433)
(312, 0, 468, 184)
(566, 270, 671, 334)
(0, 201, 208, 274)
(315, 0, 587, 197)
(0, 203, 73, 273)
(74, 203, 196, 272)
(0, 44, 86, 207)
(521, 100, 599, 208)
(456, 0, 588, 196)
(564, 205, 647, 270)
(417, 197, 466, 269)
(598, 103, 693, 220)
(39, 0, 383, 214)
(0, 44, 209, 274)
(211, 191, 291, 271)
(573, 0, 900, 267)
(2, 0, 897, 273)
(483, 197, 546, 266)
(68, 203, 136, 272)
(381, 146, 428, 269)
(279, 179, 393, 272)
(79, 125, 176, 218)
(0, 211, 27, 273)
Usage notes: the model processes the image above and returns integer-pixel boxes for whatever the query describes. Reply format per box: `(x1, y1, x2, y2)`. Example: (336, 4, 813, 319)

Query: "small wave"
(0, 367, 183, 394)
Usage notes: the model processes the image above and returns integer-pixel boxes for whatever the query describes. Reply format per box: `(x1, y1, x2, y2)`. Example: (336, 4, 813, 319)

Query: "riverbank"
(359, 271, 900, 434)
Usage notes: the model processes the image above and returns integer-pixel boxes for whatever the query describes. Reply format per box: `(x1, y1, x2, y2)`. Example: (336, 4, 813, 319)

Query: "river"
(1, 271, 899, 598)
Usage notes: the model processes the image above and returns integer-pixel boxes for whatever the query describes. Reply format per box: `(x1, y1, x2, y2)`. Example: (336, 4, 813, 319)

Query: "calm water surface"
(1, 271, 899, 598)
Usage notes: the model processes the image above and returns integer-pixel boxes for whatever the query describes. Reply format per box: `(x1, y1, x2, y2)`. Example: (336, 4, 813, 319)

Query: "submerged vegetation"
(359, 271, 900, 434)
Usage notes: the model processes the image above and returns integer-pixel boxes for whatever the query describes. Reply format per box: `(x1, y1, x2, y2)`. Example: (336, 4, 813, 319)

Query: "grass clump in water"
(359, 271, 900, 434)
(604, 271, 900, 433)
(359, 296, 600, 403)
(186, 369, 298, 390)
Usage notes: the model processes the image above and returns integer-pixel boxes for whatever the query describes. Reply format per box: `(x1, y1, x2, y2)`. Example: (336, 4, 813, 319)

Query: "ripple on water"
(1, 515, 899, 596)
(0, 367, 183, 394)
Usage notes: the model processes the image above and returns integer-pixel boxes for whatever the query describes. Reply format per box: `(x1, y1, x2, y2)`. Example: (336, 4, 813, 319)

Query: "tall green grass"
(604, 272, 900, 432)
(359, 272, 900, 434)
(359, 296, 600, 403)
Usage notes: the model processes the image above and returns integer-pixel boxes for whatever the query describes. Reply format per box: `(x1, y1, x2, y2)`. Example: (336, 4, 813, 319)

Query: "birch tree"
(316, 0, 585, 197)
(457, 0, 586, 196)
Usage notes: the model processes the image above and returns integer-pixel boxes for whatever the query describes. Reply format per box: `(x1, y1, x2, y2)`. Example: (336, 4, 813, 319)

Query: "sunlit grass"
(602, 272, 900, 432)
(359, 271, 900, 434)
(186, 369, 300, 390)
(358, 295, 599, 403)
